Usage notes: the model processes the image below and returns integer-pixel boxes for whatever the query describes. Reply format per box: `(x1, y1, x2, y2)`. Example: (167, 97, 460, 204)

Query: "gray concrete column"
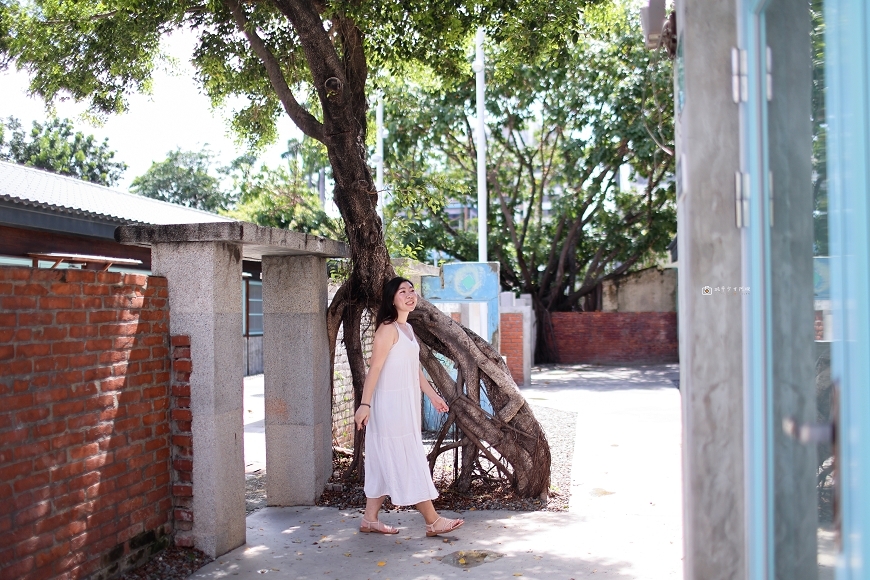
(262, 255, 331, 505)
(151, 242, 245, 558)
(675, 0, 745, 577)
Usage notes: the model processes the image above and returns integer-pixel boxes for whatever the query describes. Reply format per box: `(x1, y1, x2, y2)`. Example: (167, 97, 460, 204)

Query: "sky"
(0, 30, 302, 190)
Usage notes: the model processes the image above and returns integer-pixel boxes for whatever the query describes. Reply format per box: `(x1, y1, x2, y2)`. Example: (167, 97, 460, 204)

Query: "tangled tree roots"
(328, 282, 551, 499)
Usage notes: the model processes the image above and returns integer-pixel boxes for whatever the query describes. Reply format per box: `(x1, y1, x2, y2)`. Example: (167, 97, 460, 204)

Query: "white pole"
(473, 28, 488, 263)
(375, 94, 385, 221)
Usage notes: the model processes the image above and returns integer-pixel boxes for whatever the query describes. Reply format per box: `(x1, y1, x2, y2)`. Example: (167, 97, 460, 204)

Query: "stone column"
(675, 0, 746, 577)
(262, 255, 331, 505)
(151, 242, 245, 558)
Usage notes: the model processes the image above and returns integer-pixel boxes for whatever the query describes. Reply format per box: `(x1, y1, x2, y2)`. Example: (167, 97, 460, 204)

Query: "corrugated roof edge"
(0, 193, 141, 226)
(0, 160, 235, 223)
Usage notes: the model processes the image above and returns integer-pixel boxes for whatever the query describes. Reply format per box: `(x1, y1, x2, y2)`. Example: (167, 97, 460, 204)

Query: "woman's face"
(393, 281, 418, 314)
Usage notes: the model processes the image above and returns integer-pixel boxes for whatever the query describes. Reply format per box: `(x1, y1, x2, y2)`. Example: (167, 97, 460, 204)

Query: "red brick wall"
(500, 313, 524, 385)
(169, 336, 194, 547)
(0, 266, 173, 580)
(549, 312, 679, 364)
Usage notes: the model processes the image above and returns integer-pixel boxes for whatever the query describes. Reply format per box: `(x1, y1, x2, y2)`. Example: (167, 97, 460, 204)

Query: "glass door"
(740, 0, 870, 578)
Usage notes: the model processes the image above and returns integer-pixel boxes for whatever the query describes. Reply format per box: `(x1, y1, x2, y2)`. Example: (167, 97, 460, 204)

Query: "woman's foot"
(360, 518, 399, 534)
(425, 517, 464, 537)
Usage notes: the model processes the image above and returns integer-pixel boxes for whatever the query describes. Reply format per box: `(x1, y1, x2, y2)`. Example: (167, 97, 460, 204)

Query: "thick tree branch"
(224, 0, 325, 142)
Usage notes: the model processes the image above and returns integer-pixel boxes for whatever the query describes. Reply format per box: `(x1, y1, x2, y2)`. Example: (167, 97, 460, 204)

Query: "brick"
(67, 413, 100, 430)
(35, 541, 70, 569)
(17, 343, 51, 357)
(0, 267, 31, 281)
(1, 296, 37, 309)
(0, 459, 32, 481)
(99, 323, 139, 337)
(53, 400, 85, 417)
(56, 311, 87, 324)
(13, 501, 51, 526)
(170, 335, 190, 347)
(13, 440, 51, 461)
(88, 310, 119, 323)
(170, 385, 191, 398)
(33, 356, 68, 373)
(83, 283, 110, 296)
(40, 296, 74, 309)
(52, 341, 85, 355)
(173, 360, 192, 373)
(172, 484, 193, 497)
(14, 407, 51, 424)
(50, 461, 85, 482)
(67, 325, 99, 339)
(72, 296, 103, 309)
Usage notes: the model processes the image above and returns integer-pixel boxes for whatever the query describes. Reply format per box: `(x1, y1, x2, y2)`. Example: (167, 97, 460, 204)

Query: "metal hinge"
(735, 171, 750, 228)
(731, 48, 748, 103)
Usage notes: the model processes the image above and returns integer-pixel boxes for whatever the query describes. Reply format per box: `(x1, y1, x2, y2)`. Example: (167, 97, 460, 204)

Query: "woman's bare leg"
(364, 496, 387, 521)
(414, 500, 441, 525)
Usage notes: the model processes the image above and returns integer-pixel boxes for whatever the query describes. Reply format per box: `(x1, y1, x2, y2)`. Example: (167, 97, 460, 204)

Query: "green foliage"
(223, 137, 344, 239)
(223, 164, 344, 239)
(130, 148, 232, 212)
(1, 0, 602, 150)
(382, 2, 676, 312)
(0, 116, 127, 186)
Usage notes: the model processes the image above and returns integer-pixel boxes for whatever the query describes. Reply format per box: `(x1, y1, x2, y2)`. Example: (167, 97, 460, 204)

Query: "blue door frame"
(826, 1, 870, 576)
(739, 0, 870, 577)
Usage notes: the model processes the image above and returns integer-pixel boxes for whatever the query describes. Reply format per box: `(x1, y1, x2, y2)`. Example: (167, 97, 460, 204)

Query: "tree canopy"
(0, 116, 127, 186)
(0, 0, 628, 500)
(383, 2, 675, 331)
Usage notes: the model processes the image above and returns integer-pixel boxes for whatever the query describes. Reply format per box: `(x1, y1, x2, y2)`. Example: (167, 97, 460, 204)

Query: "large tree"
(382, 3, 676, 359)
(0, 0, 611, 498)
(130, 148, 234, 211)
(0, 116, 127, 186)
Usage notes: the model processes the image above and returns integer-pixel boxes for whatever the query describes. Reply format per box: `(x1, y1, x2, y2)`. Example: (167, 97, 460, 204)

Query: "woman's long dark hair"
(375, 276, 413, 329)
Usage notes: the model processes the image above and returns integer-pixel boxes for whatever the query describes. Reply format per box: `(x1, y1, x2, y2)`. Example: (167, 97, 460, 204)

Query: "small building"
(0, 160, 266, 374)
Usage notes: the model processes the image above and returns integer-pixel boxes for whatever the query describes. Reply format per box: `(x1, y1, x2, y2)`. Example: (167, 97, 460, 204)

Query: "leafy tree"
(224, 145, 344, 240)
(383, 3, 676, 359)
(130, 148, 233, 212)
(0, 0, 613, 498)
(0, 116, 127, 186)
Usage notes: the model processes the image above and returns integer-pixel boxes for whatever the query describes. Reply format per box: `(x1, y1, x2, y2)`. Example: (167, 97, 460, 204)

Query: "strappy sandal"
(425, 516, 464, 537)
(359, 518, 399, 535)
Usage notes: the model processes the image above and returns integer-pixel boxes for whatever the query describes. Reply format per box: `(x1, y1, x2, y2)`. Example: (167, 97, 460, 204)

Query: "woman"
(354, 277, 465, 537)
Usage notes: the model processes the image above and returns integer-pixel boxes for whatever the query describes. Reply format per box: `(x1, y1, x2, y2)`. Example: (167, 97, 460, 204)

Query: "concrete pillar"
(675, 0, 746, 577)
(262, 255, 331, 505)
(151, 242, 245, 558)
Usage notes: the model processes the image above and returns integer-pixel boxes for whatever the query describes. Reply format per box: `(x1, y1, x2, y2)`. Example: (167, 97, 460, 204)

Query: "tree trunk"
(271, 0, 551, 498)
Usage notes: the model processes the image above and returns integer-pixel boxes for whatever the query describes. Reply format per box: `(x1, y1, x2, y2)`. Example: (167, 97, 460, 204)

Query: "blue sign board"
(420, 262, 500, 430)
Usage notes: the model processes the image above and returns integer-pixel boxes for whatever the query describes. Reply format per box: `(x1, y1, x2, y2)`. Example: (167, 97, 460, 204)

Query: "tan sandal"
(360, 518, 399, 534)
(425, 516, 464, 537)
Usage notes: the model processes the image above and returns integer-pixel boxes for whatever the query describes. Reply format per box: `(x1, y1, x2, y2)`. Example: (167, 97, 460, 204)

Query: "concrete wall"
(601, 267, 677, 312)
(675, 0, 746, 576)
(0, 267, 173, 580)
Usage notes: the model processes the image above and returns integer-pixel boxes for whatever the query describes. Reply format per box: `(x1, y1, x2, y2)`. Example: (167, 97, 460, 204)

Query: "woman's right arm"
(354, 324, 396, 430)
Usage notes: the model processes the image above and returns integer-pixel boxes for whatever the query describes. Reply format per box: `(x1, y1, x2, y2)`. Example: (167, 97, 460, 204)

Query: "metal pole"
(473, 28, 488, 263)
(375, 94, 385, 221)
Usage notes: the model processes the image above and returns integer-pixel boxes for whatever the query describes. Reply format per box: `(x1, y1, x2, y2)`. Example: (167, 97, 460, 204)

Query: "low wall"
(0, 266, 173, 579)
(549, 312, 679, 364)
(501, 312, 525, 385)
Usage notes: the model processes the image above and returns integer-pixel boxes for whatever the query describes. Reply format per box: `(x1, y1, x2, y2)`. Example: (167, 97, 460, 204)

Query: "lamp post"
(372, 93, 385, 223)
(472, 27, 488, 263)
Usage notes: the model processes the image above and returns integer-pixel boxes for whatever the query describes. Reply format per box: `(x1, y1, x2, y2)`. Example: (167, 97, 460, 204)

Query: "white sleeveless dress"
(364, 323, 439, 506)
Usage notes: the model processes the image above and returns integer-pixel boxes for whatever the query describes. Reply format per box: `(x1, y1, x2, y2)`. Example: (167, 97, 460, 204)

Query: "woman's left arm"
(419, 368, 449, 413)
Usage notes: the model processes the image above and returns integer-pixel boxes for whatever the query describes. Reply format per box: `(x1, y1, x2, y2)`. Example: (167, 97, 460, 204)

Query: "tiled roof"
(0, 160, 235, 226)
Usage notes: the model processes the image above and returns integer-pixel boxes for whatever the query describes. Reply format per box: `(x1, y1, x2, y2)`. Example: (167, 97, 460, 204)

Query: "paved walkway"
(193, 364, 683, 579)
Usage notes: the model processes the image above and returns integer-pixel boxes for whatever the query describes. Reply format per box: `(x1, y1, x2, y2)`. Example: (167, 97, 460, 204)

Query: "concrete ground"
(193, 364, 683, 579)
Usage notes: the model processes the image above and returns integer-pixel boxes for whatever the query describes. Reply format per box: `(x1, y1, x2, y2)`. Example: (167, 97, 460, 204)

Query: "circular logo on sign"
(453, 265, 483, 297)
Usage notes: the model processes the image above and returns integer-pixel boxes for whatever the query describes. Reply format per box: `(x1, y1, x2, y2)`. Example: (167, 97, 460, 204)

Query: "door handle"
(781, 417, 834, 444)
